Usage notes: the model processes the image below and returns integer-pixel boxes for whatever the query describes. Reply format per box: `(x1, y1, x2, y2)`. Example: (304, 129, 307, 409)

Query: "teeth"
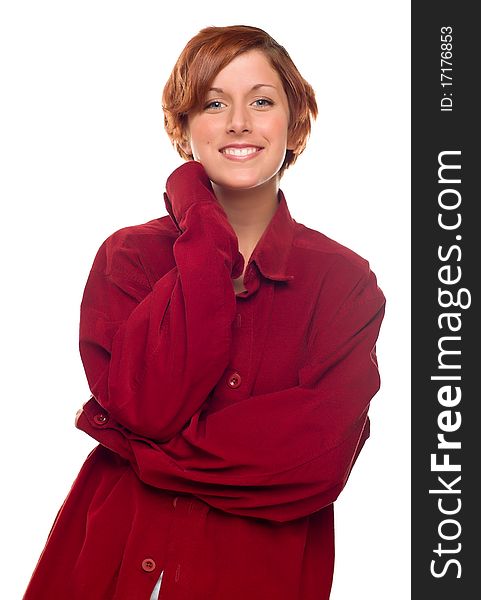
(222, 147, 259, 156)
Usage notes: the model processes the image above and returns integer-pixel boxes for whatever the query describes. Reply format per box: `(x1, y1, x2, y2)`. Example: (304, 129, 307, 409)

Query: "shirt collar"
(248, 189, 295, 282)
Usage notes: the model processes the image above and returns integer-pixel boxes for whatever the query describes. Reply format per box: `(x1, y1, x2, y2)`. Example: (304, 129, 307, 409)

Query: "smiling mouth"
(220, 146, 263, 158)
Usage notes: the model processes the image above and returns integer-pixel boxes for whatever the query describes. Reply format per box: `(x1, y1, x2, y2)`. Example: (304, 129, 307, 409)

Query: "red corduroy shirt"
(24, 163, 386, 600)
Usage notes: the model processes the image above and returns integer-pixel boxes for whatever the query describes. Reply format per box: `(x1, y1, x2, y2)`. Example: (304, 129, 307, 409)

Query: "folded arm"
(77, 263, 386, 522)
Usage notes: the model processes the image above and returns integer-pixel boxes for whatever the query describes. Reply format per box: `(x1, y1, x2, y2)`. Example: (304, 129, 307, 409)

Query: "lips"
(219, 145, 263, 160)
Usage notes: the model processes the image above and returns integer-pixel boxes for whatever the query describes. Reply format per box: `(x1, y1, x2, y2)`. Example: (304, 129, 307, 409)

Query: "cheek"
(259, 114, 289, 145)
(192, 141, 213, 162)
(189, 125, 216, 156)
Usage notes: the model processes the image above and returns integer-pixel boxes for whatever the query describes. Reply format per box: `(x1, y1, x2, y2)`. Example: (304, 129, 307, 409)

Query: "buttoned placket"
(225, 265, 279, 402)
(225, 294, 252, 398)
(156, 494, 209, 596)
(154, 269, 278, 596)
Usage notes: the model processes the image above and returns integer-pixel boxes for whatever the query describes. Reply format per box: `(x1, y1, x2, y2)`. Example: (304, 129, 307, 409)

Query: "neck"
(211, 178, 280, 258)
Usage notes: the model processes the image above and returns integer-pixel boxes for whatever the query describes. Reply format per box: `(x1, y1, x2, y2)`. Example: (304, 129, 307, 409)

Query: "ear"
(286, 130, 297, 152)
(179, 138, 192, 156)
(178, 122, 193, 155)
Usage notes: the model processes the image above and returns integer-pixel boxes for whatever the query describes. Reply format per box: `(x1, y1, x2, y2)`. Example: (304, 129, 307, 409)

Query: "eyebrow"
(207, 84, 278, 93)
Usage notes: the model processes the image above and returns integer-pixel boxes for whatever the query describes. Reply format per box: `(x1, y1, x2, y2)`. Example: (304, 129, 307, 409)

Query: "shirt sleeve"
(79, 200, 244, 442)
(77, 263, 386, 523)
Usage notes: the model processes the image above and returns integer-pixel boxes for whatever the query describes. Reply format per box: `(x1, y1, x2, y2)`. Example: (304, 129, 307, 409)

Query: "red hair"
(162, 25, 318, 178)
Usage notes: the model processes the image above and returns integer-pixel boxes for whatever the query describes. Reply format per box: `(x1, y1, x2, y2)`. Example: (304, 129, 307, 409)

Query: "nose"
(226, 103, 252, 134)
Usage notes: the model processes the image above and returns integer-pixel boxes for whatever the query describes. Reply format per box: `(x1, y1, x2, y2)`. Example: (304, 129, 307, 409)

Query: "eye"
(252, 98, 274, 108)
(204, 100, 226, 110)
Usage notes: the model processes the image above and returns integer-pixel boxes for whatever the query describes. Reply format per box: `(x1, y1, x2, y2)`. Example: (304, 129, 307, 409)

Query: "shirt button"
(141, 558, 156, 572)
(227, 372, 242, 389)
(93, 412, 109, 425)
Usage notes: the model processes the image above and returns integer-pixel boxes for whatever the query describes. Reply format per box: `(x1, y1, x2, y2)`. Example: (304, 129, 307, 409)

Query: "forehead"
(209, 50, 283, 89)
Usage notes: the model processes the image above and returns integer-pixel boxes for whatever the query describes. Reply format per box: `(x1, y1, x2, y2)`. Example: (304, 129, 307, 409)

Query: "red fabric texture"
(24, 161, 386, 600)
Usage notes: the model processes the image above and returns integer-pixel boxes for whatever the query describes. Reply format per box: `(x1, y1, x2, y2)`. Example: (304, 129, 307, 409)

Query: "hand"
(164, 161, 218, 228)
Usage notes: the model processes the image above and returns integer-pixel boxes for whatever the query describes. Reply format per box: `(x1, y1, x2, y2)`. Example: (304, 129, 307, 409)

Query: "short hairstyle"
(162, 25, 318, 178)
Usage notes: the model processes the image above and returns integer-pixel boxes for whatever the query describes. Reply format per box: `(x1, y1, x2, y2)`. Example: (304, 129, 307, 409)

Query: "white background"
(0, 1, 410, 598)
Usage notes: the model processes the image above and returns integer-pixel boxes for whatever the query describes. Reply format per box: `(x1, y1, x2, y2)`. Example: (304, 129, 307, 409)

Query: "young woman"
(24, 25, 386, 600)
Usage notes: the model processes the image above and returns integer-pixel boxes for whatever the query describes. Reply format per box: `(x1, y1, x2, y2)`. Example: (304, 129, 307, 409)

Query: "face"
(182, 50, 294, 193)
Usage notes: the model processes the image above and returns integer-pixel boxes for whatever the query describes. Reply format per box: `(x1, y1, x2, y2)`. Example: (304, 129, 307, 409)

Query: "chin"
(216, 172, 273, 190)
(222, 182, 264, 193)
